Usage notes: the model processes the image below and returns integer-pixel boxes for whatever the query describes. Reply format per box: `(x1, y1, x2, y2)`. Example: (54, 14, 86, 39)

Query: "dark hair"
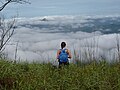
(61, 42, 66, 49)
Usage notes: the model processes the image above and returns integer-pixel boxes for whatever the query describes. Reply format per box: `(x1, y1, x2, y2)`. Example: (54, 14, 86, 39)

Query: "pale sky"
(1, 0, 120, 17)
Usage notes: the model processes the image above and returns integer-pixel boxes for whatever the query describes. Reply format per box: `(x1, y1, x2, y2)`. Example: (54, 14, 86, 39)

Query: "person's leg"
(59, 61, 69, 68)
(64, 61, 69, 65)
(63, 61, 69, 69)
(59, 61, 63, 68)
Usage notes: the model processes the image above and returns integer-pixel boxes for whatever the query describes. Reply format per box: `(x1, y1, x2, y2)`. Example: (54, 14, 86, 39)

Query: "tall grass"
(1, 59, 120, 90)
(0, 34, 120, 89)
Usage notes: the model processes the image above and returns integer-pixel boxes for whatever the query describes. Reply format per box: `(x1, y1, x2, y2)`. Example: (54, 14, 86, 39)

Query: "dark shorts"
(59, 61, 69, 68)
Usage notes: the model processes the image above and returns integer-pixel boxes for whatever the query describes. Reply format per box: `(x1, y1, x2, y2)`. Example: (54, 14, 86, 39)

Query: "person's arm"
(67, 49, 72, 59)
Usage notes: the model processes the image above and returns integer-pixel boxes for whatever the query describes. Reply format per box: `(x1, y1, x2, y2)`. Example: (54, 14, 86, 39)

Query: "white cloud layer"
(3, 15, 120, 63)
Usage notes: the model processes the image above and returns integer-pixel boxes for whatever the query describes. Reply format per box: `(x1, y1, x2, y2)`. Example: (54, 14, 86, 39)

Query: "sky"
(1, 0, 120, 18)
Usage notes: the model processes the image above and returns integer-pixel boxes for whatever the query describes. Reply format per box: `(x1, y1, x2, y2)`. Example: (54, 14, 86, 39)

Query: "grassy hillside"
(0, 59, 120, 90)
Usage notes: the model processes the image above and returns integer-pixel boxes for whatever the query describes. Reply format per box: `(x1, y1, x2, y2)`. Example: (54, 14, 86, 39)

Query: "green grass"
(0, 59, 120, 90)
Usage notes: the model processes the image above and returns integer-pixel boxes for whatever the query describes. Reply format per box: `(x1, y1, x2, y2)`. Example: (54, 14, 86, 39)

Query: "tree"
(0, 15, 16, 54)
(0, 0, 30, 11)
(0, 0, 30, 58)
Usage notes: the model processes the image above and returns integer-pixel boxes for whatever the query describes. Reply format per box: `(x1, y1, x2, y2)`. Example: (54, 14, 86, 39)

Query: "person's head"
(61, 42, 66, 49)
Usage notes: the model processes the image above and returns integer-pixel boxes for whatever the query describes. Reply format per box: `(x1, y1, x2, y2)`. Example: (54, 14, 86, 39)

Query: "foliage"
(0, 59, 120, 90)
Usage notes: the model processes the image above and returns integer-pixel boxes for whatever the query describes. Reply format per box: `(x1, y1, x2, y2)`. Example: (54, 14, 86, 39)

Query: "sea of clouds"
(3, 15, 120, 63)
